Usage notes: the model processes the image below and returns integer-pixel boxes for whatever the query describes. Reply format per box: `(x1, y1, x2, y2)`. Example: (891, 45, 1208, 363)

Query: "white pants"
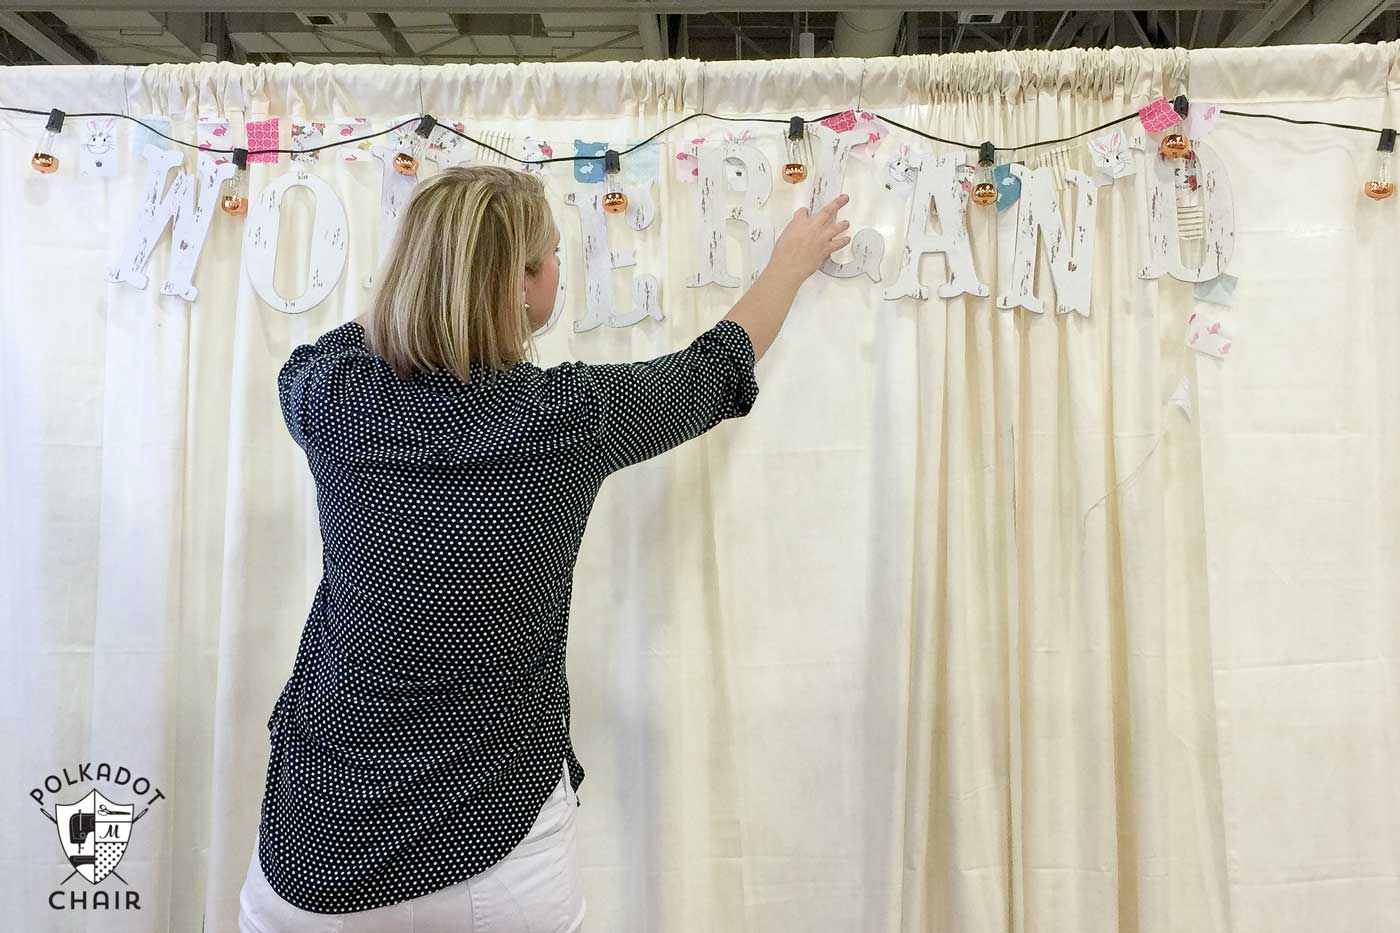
(239, 758, 587, 933)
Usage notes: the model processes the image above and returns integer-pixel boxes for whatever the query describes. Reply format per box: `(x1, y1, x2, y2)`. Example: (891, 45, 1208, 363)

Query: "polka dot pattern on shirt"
(258, 316, 759, 914)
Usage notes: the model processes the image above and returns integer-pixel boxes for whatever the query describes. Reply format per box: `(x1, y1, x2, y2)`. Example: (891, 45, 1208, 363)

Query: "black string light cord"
(0, 100, 1392, 166)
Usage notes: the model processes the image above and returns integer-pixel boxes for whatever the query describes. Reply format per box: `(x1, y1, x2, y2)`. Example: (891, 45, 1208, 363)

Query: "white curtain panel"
(2, 42, 1398, 933)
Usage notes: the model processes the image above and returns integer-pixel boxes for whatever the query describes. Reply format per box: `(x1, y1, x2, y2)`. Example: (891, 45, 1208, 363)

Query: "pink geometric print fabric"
(246, 117, 281, 163)
(1137, 99, 1182, 134)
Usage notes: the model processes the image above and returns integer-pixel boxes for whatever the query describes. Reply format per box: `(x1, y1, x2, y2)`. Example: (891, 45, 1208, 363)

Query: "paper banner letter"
(243, 168, 349, 315)
(880, 147, 988, 301)
(106, 144, 237, 302)
(996, 166, 1105, 315)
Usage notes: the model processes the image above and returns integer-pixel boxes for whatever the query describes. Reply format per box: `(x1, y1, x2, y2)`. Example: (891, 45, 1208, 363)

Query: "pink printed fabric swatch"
(246, 117, 281, 163)
(197, 119, 231, 166)
(291, 122, 326, 161)
(815, 110, 890, 159)
(1187, 102, 1221, 139)
(334, 118, 373, 162)
(821, 110, 857, 133)
(1137, 99, 1182, 134)
(1186, 311, 1233, 358)
(673, 137, 706, 182)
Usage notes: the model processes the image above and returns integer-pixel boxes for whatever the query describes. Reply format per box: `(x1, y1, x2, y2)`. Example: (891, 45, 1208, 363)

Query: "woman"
(238, 165, 850, 933)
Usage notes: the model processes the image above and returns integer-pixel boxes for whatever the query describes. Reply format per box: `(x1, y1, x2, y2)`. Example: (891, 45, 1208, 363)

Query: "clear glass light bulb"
(31, 129, 60, 172)
(782, 129, 809, 184)
(785, 130, 807, 166)
(1365, 145, 1396, 201)
(221, 163, 249, 215)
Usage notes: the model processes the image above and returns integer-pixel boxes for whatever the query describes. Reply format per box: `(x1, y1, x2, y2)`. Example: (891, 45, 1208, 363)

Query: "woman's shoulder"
(282, 320, 372, 377)
(516, 360, 594, 414)
(330, 319, 369, 348)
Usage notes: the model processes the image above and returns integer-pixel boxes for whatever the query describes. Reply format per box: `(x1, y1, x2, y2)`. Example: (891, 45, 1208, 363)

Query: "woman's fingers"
(818, 193, 850, 221)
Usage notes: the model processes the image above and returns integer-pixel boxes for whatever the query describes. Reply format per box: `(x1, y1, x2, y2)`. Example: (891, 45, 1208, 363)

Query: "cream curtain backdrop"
(2, 41, 1397, 933)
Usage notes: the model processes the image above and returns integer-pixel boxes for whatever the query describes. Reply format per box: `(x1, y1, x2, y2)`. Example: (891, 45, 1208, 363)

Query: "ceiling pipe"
(832, 10, 902, 59)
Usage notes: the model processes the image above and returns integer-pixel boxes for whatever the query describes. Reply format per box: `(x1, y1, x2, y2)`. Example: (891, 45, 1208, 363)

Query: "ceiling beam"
(368, 12, 416, 59)
(1079, 12, 1114, 45)
(212, 12, 243, 62)
(1047, 10, 1096, 47)
(1118, 10, 1153, 43)
(638, 13, 664, 58)
(709, 12, 771, 58)
(555, 29, 637, 62)
(0, 1, 1267, 12)
(965, 23, 1006, 48)
(162, 11, 204, 58)
(1189, 9, 1225, 44)
(0, 27, 41, 62)
(1221, 0, 1311, 43)
(1269, 0, 1389, 41)
(226, 12, 308, 33)
(0, 10, 90, 63)
(1144, 10, 1178, 42)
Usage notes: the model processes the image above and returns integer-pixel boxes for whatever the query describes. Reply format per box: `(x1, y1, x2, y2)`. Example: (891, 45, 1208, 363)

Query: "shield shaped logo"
(54, 789, 135, 884)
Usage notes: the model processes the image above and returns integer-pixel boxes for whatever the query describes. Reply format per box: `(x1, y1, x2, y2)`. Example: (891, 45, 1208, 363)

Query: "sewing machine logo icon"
(54, 789, 135, 884)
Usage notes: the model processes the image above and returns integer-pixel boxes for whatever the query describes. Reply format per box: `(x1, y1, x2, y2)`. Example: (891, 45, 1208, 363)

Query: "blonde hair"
(363, 165, 553, 383)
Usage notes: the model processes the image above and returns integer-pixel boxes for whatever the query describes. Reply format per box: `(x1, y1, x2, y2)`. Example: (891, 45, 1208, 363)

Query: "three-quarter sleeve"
(578, 318, 760, 474)
(278, 342, 324, 451)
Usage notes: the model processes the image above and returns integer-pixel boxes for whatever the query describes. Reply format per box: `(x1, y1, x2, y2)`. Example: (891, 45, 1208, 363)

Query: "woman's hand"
(721, 194, 853, 364)
(765, 193, 851, 286)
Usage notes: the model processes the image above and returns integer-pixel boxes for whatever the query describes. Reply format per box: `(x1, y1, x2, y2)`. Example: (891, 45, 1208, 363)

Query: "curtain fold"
(2, 42, 1397, 933)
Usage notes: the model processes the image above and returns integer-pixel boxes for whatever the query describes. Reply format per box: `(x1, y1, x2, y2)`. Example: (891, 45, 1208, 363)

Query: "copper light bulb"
(1160, 133, 1192, 159)
(222, 164, 249, 216)
(602, 190, 627, 214)
(972, 182, 998, 206)
(393, 152, 418, 175)
(1365, 142, 1394, 201)
(32, 126, 60, 173)
(782, 163, 808, 184)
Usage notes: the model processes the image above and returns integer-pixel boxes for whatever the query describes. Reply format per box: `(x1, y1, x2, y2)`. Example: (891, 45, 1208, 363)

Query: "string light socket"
(31, 109, 64, 174)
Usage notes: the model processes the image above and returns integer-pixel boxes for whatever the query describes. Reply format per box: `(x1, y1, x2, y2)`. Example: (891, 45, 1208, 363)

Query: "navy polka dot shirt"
(258, 317, 759, 913)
